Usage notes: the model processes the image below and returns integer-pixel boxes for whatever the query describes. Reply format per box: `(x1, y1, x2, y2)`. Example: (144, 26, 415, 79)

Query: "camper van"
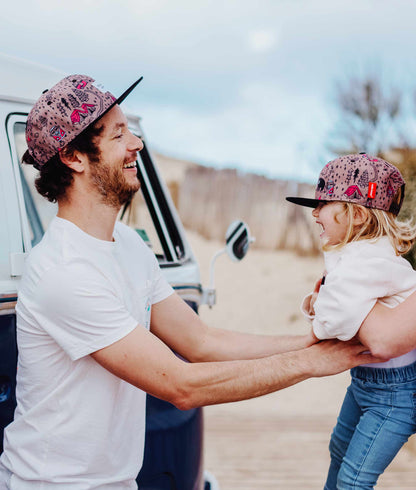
(0, 54, 257, 489)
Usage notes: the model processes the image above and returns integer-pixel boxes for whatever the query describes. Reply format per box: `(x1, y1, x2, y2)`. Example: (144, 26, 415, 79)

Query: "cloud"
(247, 30, 278, 53)
(1, 0, 416, 180)
(137, 79, 331, 181)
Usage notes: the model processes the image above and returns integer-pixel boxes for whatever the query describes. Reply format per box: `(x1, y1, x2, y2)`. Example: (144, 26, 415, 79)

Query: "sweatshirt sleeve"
(312, 255, 392, 341)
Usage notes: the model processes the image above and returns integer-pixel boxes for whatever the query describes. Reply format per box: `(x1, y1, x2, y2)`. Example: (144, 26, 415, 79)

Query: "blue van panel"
(0, 314, 18, 453)
(137, 300, 204, 490)
(137, 396, 204, 490)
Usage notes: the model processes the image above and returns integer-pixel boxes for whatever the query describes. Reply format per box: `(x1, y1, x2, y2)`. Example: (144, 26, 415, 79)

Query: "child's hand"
(309, 292, 319, 315)
(301, 272, 326, 319)
(301, 293, 316, 317)
(313, 273, 326, 294)
(309, 272, 326, 314)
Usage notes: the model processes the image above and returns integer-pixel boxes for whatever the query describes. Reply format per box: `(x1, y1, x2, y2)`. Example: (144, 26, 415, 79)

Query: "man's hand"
(305, 339, 384, 378)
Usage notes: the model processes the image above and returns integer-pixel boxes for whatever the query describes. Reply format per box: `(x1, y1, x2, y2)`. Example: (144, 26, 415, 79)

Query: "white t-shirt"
(0, 217, 173, 489)
(303, 236, 416, 368)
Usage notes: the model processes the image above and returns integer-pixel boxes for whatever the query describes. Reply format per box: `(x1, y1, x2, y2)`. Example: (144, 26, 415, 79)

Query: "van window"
(10, 121, 171, 261)
(13, 122, 56, 246)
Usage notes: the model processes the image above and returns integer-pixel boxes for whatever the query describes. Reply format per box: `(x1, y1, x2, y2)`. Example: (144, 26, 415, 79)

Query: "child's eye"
(314, 202, 327, 212)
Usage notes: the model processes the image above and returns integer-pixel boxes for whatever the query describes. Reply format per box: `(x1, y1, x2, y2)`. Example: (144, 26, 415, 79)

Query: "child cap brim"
(285, 196, 322, 208)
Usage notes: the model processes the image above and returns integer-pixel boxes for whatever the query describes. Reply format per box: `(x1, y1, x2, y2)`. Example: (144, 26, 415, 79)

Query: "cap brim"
(286, 196, 322, 208)
(115, 76, 143, 105)
(86, 76, 143, 130)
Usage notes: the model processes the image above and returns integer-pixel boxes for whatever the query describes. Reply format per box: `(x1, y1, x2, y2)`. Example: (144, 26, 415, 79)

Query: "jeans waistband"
(351, 361, 416, 383)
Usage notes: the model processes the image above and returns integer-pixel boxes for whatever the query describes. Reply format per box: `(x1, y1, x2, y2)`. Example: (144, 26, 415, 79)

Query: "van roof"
(0, 53, 65, 104)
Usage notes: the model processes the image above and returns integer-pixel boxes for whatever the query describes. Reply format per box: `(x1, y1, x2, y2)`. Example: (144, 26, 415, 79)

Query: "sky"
(1, 0, 416, 182)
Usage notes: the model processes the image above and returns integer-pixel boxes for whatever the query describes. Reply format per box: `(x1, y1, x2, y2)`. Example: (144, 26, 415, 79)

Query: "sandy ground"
(186, 230, 416, 490)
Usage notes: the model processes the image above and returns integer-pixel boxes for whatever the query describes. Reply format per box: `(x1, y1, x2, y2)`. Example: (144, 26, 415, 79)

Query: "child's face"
(312, 201, 348, 246)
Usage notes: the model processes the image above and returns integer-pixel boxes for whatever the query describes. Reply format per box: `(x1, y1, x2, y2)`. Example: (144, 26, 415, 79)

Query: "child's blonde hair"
(323, 190, 416, 255)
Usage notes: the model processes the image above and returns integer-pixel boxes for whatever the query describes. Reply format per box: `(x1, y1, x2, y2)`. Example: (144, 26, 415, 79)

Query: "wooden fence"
(177, 166, 320, 255)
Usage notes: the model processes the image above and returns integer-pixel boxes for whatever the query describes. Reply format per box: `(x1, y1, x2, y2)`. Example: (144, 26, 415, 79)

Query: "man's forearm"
(175, 350, 312, 410)
(93, 324, 378, 412)
(150, 293, 316, 363)
(169, 339, 379, 410)
(189, 328, 317, 363)
(359, 297, 416, 358)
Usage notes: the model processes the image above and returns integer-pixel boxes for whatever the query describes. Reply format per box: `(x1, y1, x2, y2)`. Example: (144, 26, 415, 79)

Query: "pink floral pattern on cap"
(315, 153, 405, 215)
(26, 75, 116, 166)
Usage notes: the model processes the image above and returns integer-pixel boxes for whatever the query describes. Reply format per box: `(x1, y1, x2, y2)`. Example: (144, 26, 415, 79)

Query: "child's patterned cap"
(286, 153, 405, 216)
(26, 74, 143, 168)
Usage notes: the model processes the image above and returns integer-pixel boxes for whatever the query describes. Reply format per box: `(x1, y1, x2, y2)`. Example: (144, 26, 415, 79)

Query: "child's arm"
(359, 292, 416, 359)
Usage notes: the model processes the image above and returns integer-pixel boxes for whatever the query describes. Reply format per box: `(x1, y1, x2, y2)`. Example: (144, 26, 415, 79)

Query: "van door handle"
(9, 252, 28, 277)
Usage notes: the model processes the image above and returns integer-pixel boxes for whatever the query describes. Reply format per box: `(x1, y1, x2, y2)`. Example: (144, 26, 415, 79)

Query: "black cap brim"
(116, 76, 143, 105)
(286, 196, 322, 208)
(86, 76, 143, 130)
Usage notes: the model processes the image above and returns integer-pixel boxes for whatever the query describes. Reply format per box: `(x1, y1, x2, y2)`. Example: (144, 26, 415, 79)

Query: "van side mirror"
(201, 220, 255, 308)
(225, 220, 252, 262)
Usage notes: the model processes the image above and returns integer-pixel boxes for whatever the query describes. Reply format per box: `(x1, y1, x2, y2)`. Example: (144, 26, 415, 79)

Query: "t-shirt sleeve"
(149, 254, 174, 305)
(116, 221, 174, 305)
(32, 263, 138, 361)
(312, 255, 392, 341)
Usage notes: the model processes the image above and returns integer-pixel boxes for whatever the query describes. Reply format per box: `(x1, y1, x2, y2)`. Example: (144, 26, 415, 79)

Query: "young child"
(286, 153, 416, 490)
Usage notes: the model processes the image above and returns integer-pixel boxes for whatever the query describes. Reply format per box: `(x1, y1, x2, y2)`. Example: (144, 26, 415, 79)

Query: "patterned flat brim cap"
(26, 74, 142, 167)
(286, 153, 405, 215)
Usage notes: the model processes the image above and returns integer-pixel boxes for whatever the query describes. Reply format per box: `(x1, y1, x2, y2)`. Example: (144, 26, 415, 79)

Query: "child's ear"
(353, 206, 368, 226)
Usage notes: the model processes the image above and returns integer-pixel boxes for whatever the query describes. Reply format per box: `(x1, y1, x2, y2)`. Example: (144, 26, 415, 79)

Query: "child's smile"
(312, 201, 349, 246)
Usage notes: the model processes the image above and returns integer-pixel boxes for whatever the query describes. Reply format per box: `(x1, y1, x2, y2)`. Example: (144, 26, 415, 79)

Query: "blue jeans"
(324, 362, 416, 489)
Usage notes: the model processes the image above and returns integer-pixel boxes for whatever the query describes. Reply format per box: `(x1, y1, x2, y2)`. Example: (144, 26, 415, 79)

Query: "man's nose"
(130, 133, 144, 152)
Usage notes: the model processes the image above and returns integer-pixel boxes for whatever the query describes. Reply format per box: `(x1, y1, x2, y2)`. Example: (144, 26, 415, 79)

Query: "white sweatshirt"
(303, 236, 416, 368)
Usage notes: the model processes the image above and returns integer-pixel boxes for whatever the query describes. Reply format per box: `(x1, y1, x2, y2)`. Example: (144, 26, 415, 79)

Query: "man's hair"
(22, 121, 104, 203)
(323, 188, 416, 255)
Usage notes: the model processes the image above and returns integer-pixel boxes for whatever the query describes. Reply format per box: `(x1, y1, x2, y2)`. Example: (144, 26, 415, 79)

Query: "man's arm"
(92, 324, 377, 410)
(91, 294, 380, 411)
(359, 291, 416, 359)
(149, 293, 316, 362)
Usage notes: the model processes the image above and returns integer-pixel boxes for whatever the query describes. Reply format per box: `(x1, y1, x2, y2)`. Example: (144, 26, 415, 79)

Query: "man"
(0, 74, 379, 489)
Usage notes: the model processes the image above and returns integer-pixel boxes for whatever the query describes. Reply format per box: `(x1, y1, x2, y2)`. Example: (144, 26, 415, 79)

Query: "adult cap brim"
(115, 76, 143, 105)
(84, 76, 143, 132)
(285, 196, 322, 208)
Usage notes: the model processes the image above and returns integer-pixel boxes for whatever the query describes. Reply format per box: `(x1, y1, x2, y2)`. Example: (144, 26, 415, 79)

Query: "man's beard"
(90, 158, 141, 209)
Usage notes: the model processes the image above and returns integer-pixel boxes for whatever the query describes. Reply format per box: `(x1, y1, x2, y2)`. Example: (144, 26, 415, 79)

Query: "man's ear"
(59, 148, 86, 173)
(353, 205, 368, 226)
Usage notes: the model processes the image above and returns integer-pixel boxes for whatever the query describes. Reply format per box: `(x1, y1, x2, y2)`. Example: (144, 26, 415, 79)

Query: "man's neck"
(57, 198, 120, 242)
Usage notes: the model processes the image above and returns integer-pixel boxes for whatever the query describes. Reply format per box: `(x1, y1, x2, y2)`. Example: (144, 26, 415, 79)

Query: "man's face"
(88, 105, 143, 208)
